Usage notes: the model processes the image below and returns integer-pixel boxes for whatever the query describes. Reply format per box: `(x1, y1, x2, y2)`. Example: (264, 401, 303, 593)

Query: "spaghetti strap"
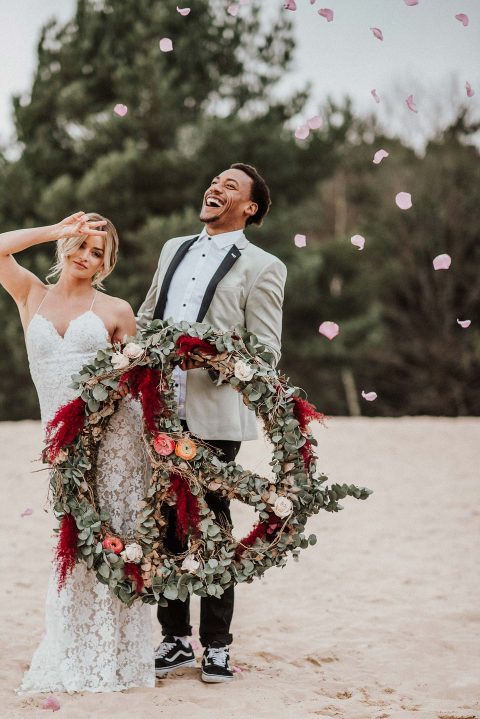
(89, 290, 97, 311)
(34, 288, 50, 315)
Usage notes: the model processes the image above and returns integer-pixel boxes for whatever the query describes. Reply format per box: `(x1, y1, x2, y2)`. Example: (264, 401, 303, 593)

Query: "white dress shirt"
(163, 227, 245, 419)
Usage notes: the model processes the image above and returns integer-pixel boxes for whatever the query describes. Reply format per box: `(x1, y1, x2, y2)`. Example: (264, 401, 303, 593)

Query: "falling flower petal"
(457, 318, 471, 328)
(232, 665, 243, 673)
(371, 89, 380, 104)
(159, 37, 173, 52)
(227, 3, 239, 15)
(295, 125, 310, 140)
(433, 253, 451, 270)
(404, 0, 419, 5)
(370, 27, 384, 40)
(395, 192, 412, 210)
(361, 391, 377, 401)
(351, 234, 365, 251)
(41, 696, 61, 712)
(284, 0, 296, 10)
(455, 13, 469, 26)
(294, 234, 307, 248)
(21, 507, 34, 517)
(176, 6, 191, 15)
(466, 82, 475, 98)
(113, 104, 128, 117)
(319, 321, 339, 340)
(318, 8, 334, 21)
(373, 148, 389, 164)
(406, 94, 418, 113)
(308, 115, 323, 130)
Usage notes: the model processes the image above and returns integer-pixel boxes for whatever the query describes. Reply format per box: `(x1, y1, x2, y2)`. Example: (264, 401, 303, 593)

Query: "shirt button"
(182, 303, 186, 307)
(202, 254, 206, 257)
(192, 277, 195, 281)
(175, 383, 179, 387)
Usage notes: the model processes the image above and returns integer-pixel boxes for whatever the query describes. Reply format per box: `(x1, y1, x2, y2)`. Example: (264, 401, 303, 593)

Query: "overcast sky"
(0, 0, 479, 148)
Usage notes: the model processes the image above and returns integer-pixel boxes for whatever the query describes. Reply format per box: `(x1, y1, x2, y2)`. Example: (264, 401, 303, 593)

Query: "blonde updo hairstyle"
(47, 212, 119, 290)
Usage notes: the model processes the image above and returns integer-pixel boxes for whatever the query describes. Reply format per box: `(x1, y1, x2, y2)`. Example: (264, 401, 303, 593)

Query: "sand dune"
(1, 417, 479, 719)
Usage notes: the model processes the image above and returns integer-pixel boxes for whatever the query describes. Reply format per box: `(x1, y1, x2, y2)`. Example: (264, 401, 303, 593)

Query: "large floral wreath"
(45, 320, 371, 606)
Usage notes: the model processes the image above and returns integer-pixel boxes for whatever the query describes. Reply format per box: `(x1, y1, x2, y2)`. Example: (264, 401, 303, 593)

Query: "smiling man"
(137, 163, 287, 684)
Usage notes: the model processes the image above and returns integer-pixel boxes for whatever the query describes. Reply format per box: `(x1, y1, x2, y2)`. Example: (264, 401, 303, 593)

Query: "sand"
(0, 417, 478, 719)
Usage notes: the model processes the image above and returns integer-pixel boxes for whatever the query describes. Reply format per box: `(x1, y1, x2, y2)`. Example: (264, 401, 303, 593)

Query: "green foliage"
(0, 0, 479, 418)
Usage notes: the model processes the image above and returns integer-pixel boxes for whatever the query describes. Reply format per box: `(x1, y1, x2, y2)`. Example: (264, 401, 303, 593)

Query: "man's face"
(199, 168, 257, 228)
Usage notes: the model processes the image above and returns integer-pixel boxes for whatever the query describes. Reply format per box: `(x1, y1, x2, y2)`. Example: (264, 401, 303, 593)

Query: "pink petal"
(284, 0, 297, 10)
(113, 104, 128, 117)
(350, 234, 365, 251)
(432, 253, 451, 270)
(406, 94, 418, 113)
(404, 0, 419, 5)
(370, 27, 384, 41)
(159, 38, 173, 52)
(176, 6, 191, 15)
(455, 13, 469, 26)
(319, 321, 339, 340)
(361, 391, 377, 402)
(395, 191, 412, 210)
(373, 148, 389, 164)
(457, 318, 471, 328)
(41, 696, 61, 712)
(466, 82, 475, 98)
(21, 507, 34, 517)
(307, 115, 323, 130)
(310, 0, 317, 4)
(294, 234, 307, 248)
(371, 89, 380, 104)
(295, 125, 310, 140)
(318, 8, 334, 21)
(227, 3, 239, 15)
(232, 665, 243, 673)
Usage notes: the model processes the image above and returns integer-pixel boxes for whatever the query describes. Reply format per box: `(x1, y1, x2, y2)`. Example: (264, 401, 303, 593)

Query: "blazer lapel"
(153, 236, 199, 320)
(196, 245, 242, 322)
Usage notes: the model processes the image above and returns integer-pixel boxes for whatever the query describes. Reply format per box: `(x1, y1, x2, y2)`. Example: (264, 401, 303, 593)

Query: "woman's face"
(65, 235, 106, 281)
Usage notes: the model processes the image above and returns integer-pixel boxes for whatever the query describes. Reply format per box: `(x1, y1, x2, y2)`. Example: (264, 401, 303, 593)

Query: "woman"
(0, 212, 155, 692)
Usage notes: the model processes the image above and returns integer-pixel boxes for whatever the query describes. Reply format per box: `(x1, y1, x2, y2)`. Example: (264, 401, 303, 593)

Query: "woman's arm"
(0, 212, 106, 306)
(112, 300, 137, 344)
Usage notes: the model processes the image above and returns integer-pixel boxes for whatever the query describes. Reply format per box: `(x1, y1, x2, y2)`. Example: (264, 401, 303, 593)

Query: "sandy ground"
(0, 417, 478, 719)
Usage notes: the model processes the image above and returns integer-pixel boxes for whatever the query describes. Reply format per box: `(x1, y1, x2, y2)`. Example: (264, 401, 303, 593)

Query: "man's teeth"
(206, 197, 222, 207)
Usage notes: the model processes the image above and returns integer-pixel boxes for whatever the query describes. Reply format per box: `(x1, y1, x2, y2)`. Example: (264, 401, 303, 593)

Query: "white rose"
(234, 360, 255, 382)
(120, 542, 143, 563)
(123, 342, 143, 359)
(181, 554, 200, 572)
(273, 496, 293, 519)
(111, 352, 130, 370)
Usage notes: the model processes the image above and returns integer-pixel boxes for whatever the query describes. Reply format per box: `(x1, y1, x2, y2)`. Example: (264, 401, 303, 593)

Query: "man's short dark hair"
(230, 163, 272, 227)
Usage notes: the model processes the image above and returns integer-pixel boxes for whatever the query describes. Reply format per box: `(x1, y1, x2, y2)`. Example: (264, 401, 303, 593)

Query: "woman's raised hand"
(53, 212, 108, 241)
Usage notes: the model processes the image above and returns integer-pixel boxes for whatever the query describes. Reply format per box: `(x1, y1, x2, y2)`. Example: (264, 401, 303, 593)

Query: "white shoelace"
(155, 641, 176, 659)
(207, 647, 228, 667)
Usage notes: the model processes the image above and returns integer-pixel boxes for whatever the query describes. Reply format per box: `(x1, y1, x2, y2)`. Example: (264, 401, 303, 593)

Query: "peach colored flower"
(175, 438, 197, 461)
(102, 536, 124, 554)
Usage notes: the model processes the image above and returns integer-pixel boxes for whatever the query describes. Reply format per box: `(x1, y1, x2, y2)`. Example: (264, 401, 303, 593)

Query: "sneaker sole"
(155, 659, 197, 678)
(201, 671, 234, 683)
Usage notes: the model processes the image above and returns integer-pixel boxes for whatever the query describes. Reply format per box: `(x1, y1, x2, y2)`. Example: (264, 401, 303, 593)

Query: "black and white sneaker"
(155, 636, 196, 678)
(201, 645, 234, 683)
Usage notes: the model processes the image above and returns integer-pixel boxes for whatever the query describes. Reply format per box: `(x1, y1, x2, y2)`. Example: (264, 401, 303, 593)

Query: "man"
(137, 163, 287, 683)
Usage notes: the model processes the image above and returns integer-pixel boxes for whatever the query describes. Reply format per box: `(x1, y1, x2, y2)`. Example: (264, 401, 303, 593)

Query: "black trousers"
(157, 423, 241, 647)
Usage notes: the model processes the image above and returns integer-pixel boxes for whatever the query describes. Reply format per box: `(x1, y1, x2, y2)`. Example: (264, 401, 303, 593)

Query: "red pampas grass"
(236, 514, 280, 557)
(45, 397, 86, 461)
(169, 473, 200, 541)
(292, 396, 327, 433)
(121, 366, 164, 434)
(55, 513, 78, 591)
(176, 336, 219, 358)
(124, 562, 144, 594)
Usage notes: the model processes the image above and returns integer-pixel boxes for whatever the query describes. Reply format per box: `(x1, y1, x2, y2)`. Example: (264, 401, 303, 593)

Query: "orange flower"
(153, 433, 176, 456)
(102, 536, 124, 554)
(175, 438, 197, 461)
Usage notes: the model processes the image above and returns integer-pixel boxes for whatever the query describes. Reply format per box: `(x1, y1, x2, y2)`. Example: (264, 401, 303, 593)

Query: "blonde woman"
(0, 212, 155, 693)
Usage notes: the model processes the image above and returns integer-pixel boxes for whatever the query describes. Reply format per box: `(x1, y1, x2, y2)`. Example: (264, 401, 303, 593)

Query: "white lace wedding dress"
(18, 307, 155, 694)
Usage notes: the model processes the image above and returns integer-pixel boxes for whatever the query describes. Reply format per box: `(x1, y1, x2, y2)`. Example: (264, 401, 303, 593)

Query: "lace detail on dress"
(19, 312, 154, 694)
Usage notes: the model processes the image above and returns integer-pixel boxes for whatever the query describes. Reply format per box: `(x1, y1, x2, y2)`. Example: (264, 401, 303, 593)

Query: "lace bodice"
(26, 310, 109, 427)
(19, 309, 155, 694)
